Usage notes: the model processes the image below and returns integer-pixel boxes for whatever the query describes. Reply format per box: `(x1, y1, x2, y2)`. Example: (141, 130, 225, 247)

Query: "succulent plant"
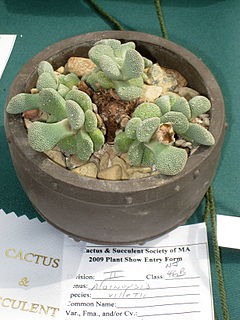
(6, 93, 40, 114)
(114, 95, 215, 176)
(6, 51, 215, 178)
(6, 60, 105, 162)
(85, 39, 152, 101)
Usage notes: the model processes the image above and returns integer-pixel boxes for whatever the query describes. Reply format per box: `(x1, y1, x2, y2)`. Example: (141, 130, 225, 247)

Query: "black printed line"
(166, 276, 200, 280)
(117, 301, 199, 309)
(138, 310, 201, 317)
(92, 293, 200, 300)
(95, 279, 145, 282)
(86, 242, 207, 249)
(90, 284, 200, 290)
(144, 285, 200, 290)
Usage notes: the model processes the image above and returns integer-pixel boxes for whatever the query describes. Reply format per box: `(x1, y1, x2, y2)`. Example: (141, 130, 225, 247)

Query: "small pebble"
(202, 118, 210, 127)
(92, 103, 98, 113)
(120, 116, 130, 128)
(98, 165, 122, 180)
(191, 117, 203, 125)
(96, 114, 103, 127)
(112, 156, 129, 179)
(99, 152, 110, 171)
(129, 172, 151, 179)
(30, 88, 39, 94)
(178, 86, 199, 100)
(65, 57, 96, 77)
(23, 118, 32, 129)
(127, 167, 152, 174)
(120, 153, 132, 166)
(199, 113, 210, 119)
(181, 141, 192, 148)
(174, 139, 186, 147)
(56, 66, 65, 74)
(141, 84, 162, 102)
(89, 155, 100, 167)
(44, 150, 66, 168)
(72, 162, 98, 178)
(66, 155, 87, 169)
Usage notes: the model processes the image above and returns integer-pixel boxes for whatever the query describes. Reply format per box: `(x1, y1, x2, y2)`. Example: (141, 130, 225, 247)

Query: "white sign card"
(217, 214, 240, 249)
(61, 223, 214, 320)
(0, 34, 17, 79)
(0, 209, 214, 319)
(0, 209, 82, 319)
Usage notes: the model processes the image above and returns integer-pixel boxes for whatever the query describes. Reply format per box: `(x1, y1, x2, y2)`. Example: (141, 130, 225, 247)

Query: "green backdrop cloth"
(0, 0, 239, 318)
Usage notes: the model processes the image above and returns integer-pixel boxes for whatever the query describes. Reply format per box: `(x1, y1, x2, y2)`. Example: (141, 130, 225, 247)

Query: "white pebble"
(202, 118, 210, 127)
(199, 113, 210, 119)
(175, 139, 185, 147)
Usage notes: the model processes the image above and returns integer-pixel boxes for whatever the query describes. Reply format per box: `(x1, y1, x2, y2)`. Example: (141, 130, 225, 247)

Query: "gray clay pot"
(4, 31, 225, 244)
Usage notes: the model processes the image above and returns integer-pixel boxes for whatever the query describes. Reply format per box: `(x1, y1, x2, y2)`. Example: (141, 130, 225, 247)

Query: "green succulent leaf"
(114, 132, 134, 153)
(136, 117, 160, 143)
(6, 93, 40, 114)
(146, 141, 188, 176)
(99, 55, 122, 80)
(84, 110, 98, 133)
(86, 71, 114, 90)
(36, 72, 58, 91)
(125, 117, 142, 139)
(60, 73, 79, 89)
(66, 100, 85, 130)
(65, 89, 92, 112)
(183, 123, 215, 145)
(115, 83, 142, 101)
(128, 140, 144, 166)
(121, 49, 144, 81)
(133, 102, 161, 120)
(76, 130, 94, 161)
(189, 95, 211, 118)
(39, 88, 67, 121)
(88, 44, 114, 67)
(143, 57, 153, 68)
(89, 128, 105, 152)
(58, 135, 77, 155)
(37, 61, 54, 76)
(28, 119, 74, 152)
(161, 111, 189, 135)
(128, 77, 144, 88)
(155, 95, 171, 115)
(47, 114, 59, 123)
(114, 42, 136, 58)
(171, 97, 191, 119)
(94, 39, 121, 51)
(168, 94, 178, 107)
(57, 84, 70, 97)
(141, 147, 155, 167)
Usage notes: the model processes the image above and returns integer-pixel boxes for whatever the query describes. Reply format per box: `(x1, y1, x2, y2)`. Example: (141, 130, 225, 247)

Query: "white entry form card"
(62, 223, 214, 320)
(0, 34, 17, 79)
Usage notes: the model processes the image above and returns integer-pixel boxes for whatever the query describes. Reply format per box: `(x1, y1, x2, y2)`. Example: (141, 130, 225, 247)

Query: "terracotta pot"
(4, 31, 225, 244)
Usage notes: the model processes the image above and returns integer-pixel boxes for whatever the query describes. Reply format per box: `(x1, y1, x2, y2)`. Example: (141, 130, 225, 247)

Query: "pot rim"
(4, 30, 225, 194)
